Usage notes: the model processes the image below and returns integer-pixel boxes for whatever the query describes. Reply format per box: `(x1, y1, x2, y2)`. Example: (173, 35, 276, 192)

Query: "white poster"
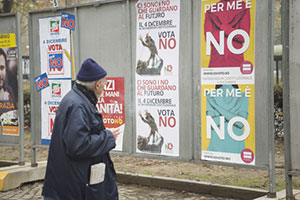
(41, 79, 72, 144)
(135, 0, 180, 156)
(39, 15, 72, 144)
(39, 16, 72, 79)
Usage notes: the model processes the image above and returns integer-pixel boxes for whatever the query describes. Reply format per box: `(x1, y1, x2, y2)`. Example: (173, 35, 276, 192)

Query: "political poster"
(97, 77, 125, 151)
(35, 73, 49, 92)
(0, 33, 19, 136)
(200, 0, 256, 165)
(41, 79, 72, 144)
(39, 15, 73, 144)
(39, 16, 72, 79)
(135, 0, 180, 156)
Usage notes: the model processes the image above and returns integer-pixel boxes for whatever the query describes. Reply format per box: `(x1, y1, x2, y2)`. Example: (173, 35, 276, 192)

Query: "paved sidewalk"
(0, 181, 236, 200)
(0, 161, 265, 199)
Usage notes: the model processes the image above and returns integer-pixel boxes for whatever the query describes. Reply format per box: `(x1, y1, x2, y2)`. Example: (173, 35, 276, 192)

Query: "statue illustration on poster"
(137, 110, 164, 153)
(136, 34, 164, 75)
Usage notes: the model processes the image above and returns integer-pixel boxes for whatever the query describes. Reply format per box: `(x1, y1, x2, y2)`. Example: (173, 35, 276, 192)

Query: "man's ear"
(95, 81, 100, 89)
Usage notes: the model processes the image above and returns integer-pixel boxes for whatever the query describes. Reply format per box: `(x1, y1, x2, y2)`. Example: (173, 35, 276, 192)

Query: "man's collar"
(75, 83, 98, 106)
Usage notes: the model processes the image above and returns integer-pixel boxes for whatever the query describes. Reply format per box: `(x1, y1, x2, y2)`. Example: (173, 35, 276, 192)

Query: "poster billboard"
(97, 77, 125, 151)
(41, 79, 72, 144)
(39, 15, 73, 144)
(0, 33, 19, 136)
(39, 16, 72, 79)
(200, 0, 256, 165)
(135, 0, 180, 156)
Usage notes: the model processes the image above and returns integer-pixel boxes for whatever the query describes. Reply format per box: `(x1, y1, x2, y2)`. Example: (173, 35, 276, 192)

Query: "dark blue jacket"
(42, 84, 118, 200)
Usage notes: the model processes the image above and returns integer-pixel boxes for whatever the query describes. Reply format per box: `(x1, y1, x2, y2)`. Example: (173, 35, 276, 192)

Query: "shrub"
(274, 84, 283, 109)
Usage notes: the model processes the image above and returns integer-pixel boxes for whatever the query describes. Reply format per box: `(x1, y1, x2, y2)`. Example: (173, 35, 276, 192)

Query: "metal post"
(126, 0, 134, 154)
(267, 0, 276, 198)
(282, 0, 295, 199)
(276, 60, 279, 84)
(28, 13, 38, 167)
(190, 0, 194, 160)
(74, 6, 80, 74)
(16, 13, 25, 166)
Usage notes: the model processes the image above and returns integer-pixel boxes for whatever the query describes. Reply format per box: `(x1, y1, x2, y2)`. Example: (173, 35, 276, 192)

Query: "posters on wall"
(39, 15, 126, 149)
(97, 77, 125, 151)
(39, 15, 72, 144)
(0, 33, 19, 136)
(41, 80, 72, 144)
(39, 16, 72, 79)
(200, 0, 256, 165)
(135, 0, 180, 156)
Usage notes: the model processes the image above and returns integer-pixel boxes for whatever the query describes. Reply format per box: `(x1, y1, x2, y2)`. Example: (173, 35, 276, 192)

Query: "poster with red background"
(97, 77, 125, 151)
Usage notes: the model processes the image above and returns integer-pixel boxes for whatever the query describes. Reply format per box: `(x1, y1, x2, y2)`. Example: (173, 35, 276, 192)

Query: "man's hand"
(107, 128, 120, 140)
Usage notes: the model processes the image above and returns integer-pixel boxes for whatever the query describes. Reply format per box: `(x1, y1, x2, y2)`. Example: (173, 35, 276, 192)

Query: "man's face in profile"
(0, 55, 6, 90)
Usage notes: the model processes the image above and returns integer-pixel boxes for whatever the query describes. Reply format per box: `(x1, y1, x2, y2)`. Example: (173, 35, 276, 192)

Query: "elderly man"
(42, 58, 120, 200)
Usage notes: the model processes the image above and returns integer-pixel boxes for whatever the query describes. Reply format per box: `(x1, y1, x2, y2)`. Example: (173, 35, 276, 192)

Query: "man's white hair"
(76, 80, 97, 90)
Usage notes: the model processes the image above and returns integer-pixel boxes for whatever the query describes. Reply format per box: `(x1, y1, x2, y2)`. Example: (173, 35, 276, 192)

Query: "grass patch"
(145, 170, 152, 175)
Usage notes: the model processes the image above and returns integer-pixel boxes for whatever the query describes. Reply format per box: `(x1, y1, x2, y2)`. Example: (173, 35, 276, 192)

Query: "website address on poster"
(201, 75, 254, 85)
(203, 154, 231, 161)
(203, 71, 230, 75)
(201, 68, 255, 85)
(202, 76, 253, 80)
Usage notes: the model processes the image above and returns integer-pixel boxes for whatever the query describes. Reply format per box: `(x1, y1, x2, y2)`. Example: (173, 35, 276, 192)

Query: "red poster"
(97, 77, 125, 151)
